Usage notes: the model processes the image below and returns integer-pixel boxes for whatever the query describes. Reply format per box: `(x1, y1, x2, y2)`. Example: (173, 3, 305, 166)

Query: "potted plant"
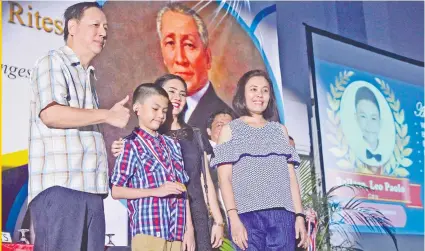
(298, 159, 399, 251)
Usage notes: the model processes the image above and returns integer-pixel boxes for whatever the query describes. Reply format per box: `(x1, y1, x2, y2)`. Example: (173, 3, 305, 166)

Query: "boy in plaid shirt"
(111, 84, 193, 251)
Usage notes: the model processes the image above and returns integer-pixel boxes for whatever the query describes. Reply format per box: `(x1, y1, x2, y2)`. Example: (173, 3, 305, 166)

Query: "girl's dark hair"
(232, 69, 277, 120)
(64, 2, 102, 42)
(154, 74, 190, 133)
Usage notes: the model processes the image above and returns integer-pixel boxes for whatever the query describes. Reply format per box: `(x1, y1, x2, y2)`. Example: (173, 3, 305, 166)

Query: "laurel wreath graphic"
(375, 77, 412, 177)
(325, 72, 412, 177)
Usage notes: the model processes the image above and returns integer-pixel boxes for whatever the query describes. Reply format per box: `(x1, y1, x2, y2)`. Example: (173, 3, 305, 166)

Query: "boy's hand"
(152, 181, 186, 197)
(111, 138, 124, 157)
(181, 227, 195, 251)
(175, 182, 187, 191)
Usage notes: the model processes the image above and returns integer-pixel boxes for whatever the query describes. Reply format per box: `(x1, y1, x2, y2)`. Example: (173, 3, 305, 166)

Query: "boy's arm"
(111, 182, 185, 200)
(111, 185, 155, 199)
(110, 140, 137, 199)
(185, 199, 194, 232)
(181, 199, 196, 251)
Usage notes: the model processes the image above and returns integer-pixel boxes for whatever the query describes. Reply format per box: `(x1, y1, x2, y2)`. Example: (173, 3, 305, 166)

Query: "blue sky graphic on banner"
(315, 58, 424, 235)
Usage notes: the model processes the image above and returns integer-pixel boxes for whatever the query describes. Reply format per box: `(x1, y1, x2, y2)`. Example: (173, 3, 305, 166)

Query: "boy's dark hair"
(64, 2, 102, 42)
(132, 83, 169, 107)
(206, 109, 235, 129)
(355, 86, 380, 115)
(154, 74, 189, 130)
(289, 135, 294, 141)
(232, 69, 278, 120)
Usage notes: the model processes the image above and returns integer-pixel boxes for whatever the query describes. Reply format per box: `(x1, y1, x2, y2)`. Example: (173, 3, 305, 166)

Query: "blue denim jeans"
(229, 208, 296, 251)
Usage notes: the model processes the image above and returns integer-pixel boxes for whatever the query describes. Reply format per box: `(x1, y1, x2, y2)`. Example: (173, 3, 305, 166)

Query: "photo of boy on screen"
(355, 86, 382, 158)
(354, 86, 388, 174)
(340, 81, 396, 176)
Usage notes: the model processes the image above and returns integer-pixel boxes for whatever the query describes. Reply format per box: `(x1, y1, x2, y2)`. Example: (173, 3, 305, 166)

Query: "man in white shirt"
(28, 3, 130, 250)
(157, 3, 233, 138)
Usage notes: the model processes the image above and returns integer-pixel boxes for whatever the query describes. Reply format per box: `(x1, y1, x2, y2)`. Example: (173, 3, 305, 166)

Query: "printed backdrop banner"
(2, 0, 284, 244)
(314, 58, 424, 234)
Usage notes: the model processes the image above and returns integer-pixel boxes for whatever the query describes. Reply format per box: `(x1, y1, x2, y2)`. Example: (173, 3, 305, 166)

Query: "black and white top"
(210, 118, 301, 214)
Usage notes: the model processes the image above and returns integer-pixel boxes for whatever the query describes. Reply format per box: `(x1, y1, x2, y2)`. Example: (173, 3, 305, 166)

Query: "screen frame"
(304, 23, 424, 192)
(304, 23, 424, 235)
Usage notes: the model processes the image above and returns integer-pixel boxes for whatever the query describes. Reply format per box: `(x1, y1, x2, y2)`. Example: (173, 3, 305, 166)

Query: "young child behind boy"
(110, 83, 192, 251)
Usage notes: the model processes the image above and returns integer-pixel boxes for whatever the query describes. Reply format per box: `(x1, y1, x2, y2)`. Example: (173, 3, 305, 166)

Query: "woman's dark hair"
(355, 86, 380, 115)
(232, 69, 277, 120)
(154, 74, 190, 132)
(64, 2, 102, 42)
(154, 74, 187, 91)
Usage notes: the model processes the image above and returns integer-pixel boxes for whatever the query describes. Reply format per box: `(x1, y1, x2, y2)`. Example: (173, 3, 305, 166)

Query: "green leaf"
(220, 238, 235, 251)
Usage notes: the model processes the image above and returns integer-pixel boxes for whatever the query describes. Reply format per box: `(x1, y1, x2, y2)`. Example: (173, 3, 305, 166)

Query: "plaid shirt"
(111, 127, 189, 241)
(28, 46, 108, 203)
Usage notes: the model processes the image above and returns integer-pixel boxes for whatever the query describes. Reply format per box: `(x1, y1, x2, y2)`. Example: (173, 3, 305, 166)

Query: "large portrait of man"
(156, 3, 233, 131)
(93, 1, 267, 168)
(340, 81, 396, 175)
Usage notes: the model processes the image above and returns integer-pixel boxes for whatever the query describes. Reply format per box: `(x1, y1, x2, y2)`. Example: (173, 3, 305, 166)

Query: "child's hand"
(181, 227, 195, 251)
(152, 181, 186, 197)
(111, 138, 124, 157)
(175, 182, 187, 191)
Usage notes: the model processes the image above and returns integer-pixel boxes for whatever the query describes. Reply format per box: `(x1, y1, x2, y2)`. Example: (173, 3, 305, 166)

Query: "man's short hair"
(206, 109, 235, 129)
(132, 83, 169, 106)
(156, 2, 209, 48)
(63, 2, 102, 42)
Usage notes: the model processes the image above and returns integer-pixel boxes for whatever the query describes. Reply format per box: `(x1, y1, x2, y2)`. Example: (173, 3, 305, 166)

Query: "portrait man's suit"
(187, 83, 233, 139)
